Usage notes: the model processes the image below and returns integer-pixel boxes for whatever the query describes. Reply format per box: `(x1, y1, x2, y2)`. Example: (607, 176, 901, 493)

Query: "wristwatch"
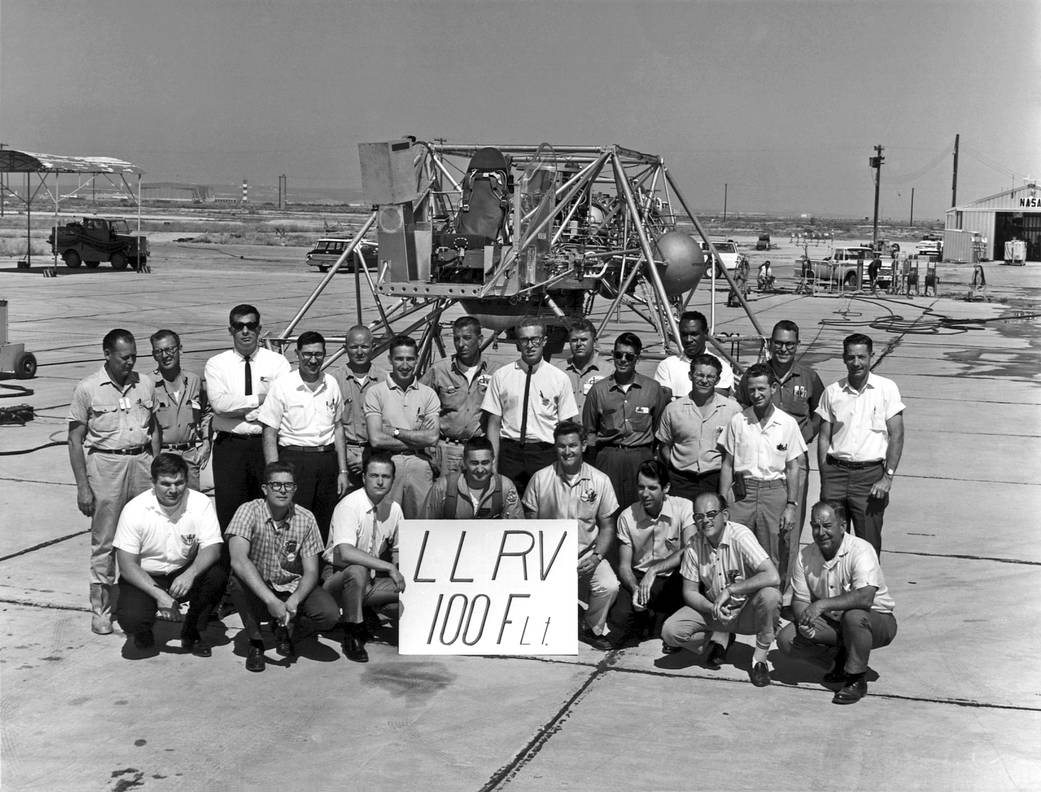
(393, 428, 401, 439)
(786, 499, 799, 507)
(884, 467, 896, 477)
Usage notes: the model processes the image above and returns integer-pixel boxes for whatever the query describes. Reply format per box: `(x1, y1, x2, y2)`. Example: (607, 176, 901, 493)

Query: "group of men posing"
(69, 304, 903, 703)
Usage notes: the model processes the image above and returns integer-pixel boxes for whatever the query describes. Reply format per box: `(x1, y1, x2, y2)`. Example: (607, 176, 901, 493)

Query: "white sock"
(753, 646, 769, 665)
(710, 630, 728, 646)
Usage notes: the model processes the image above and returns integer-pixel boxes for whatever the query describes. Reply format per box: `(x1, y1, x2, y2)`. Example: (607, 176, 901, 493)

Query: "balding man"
(334, 325, 383, 490)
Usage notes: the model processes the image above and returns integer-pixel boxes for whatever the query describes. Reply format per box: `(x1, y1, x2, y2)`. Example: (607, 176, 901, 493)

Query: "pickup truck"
(696, 239, 748, 275)
(801, 246, 891, 290)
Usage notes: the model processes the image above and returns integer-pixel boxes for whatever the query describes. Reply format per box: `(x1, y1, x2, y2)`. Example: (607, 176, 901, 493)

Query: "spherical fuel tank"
(655, 231, 707, 296)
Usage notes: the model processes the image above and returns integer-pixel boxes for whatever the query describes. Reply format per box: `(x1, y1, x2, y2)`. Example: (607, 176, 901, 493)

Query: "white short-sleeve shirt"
(522, 462, 619, 553)
(791, 533, 895, 616)
(324, 487, 402, 568)
(654, 352, 734, 399)
(257, 370, 342, 447)
(816, 373, 905, 462)
(114, 489, 223, 575)
(721, 406, 807, 480)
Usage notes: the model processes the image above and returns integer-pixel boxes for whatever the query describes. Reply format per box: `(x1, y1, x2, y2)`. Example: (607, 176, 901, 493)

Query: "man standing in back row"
(334, 325, 383, 490)
(205, 304, 291, 530)
(654, 311, 733, 399)
(150, 329, 210, 491)
(816, 333, 905, 557)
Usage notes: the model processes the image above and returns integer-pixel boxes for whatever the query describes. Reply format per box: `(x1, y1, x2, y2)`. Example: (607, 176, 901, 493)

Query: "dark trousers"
(499, 439, 556, 497)
(777, 608, 897, 675)
(614, 570, 684, 633)
(115, 563, 227, 637)
(213, 433, 266, 530)
(593, 445, 654, 512)
(668, 467, 720, 504)
(227, 574, 339, 643)
(280, 447, 340, 543)
(820, 458, 887, 556)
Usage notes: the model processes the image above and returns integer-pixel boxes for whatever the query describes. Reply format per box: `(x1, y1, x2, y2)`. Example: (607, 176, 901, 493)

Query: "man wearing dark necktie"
(204, 304, 291, 531)
(482, 318, 579, 496)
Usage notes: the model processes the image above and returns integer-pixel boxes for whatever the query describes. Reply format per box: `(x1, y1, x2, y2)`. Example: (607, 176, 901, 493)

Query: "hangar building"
(944, 182, 1040, 262)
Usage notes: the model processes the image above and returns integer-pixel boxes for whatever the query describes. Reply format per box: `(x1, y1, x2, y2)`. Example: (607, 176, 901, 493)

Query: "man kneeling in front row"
(661, 492, 781, 687)
(777, 500, 897, 704)
(323, 452, 406, 663)
(114, 453, 227, 657)
(227, 461, 339, 672)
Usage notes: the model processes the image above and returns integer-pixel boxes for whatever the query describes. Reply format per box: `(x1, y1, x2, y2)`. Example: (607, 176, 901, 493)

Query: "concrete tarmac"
(1, 242, 1039, 791)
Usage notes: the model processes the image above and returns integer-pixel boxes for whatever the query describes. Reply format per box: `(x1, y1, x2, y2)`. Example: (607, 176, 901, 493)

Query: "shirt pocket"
(869, 406, 888, 432)
(88, 402, 122, 434)
(629, 409, 652, 433)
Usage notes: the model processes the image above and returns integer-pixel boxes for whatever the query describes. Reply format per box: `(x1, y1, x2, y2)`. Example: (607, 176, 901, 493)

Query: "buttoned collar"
(513, 359, 543, 374)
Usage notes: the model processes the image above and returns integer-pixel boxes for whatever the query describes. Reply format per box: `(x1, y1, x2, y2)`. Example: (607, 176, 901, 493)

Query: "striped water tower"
(241, 180, 248, 205)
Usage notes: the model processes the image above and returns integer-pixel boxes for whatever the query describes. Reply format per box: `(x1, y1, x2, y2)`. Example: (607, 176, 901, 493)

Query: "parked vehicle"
(305, 237, 378, 273)
(47, 217, 149, 270)
(915, 239, 942, 259)
(696, 239, 748, 275)
(755, 233, 771, 251)
(801, 245, 890, 290)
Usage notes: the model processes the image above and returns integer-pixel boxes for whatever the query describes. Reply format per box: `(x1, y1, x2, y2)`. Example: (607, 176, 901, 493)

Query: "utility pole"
(951, 133, 960, 208)
(910, 187, 915, 226)
(722, 183, 728, 222)
(870, 145, 884, 248)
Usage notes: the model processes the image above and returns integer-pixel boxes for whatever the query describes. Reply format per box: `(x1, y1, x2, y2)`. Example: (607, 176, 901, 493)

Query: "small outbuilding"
(944, 182, 1040, 262)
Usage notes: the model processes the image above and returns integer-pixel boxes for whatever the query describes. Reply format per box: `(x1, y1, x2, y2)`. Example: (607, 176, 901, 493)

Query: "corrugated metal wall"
(944, 209, 996, 259)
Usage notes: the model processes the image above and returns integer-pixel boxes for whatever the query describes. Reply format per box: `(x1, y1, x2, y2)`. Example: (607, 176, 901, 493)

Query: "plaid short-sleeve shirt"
(226, 499, 323, 593)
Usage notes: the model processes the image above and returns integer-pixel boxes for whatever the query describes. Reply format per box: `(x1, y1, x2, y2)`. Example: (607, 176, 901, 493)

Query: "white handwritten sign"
(398, 520, 577, 655)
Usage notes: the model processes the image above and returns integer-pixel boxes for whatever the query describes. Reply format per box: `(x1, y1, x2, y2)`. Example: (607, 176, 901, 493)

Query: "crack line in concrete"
(478, 659, 611, 791)
(0, 530, 89, 563)
(884, 548, 1041, 566)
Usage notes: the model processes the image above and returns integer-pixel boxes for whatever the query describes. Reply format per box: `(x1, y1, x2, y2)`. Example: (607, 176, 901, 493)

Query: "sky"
(2, 0, 1039, 220)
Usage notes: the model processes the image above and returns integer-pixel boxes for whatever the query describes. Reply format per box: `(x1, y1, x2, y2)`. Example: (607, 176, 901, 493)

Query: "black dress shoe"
(245, 644, 266, 672)
(833, 678, 867, 704)
(274, 626, 295, 658)
(661, 641, 681, 655)
(343, 631, 369, 663)
(580, 629, 614, 652)
(749, 661, 772, 687)
(133, 629, 155, 650)
(705, 634, 735, 668)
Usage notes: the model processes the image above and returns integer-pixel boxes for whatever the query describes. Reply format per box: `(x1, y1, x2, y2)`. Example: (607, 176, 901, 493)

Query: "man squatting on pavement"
(114, 453, 227, 657)
(778, 501, 897, 705)
(69, 329, 160, 635)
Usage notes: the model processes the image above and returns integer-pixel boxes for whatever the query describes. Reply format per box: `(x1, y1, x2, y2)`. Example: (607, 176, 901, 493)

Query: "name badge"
(634, 406, 651, 414)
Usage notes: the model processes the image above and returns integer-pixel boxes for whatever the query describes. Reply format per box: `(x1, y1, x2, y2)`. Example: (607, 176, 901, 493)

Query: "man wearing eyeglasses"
(150, 329, 210, 491)
(654, 310, 733, 400)
(483, 318, 578, 496)
(583, 332, 669, 511)
(226, 461, 339, 673)
(205, 304, 290, 530)
(661, 492, 781, 687)
(258, 331, 347, 543)
(655, 354, 742, 503)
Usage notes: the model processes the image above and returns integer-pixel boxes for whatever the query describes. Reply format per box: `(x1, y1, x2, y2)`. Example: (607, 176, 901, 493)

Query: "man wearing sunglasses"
(226, 461, 339, 672)
(150, 329, 210, 491)
(583, 332, 669, 511)
(483, 318, 578, 495)
(661, 492, 781, 687)
(205, 304, 290, 530)
(258, 331, 347, 543)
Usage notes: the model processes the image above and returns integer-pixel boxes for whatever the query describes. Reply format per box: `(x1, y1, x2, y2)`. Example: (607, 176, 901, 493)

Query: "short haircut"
(813, 500, 848, 527)
(463, 436, 494, 457)
(388, 335, 418, 355)
(690, 353, 722, 375)
(151, 452, 188, 481)
(150, 329, 180, 347)
(771, 320, 799, 340)
(363, 450, 396, 478)
(229, 304, 260, 325)
(614, 332, 642, 354)
(296, 330, 326, 350)
(102, 329, 135, 352)
(346, 324, 372, 339)
(263, 460, 296, 481)
(844, 333, 873, 355)
(568, 317, 596, 337)
(679, 310, 708, 331)
(636, 458, 670, 489)
(553, 419, 586, 442)
(694, 491, 727, 512)
(516, 317, 546, 336)
(744, 362, 774, 385)
(453, 316, 482, 333)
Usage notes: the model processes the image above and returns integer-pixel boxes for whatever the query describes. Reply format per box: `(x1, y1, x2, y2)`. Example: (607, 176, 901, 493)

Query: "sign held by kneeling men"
(399, 520, 577, 655)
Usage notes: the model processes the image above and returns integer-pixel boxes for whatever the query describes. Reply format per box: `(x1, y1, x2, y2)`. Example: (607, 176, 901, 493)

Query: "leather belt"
(280, 444, 334, 454)
(162, 442, 198, 451)
(92, 445, 148, 456)
(826, 455, 883, 470)
(217, 432, 260, 441)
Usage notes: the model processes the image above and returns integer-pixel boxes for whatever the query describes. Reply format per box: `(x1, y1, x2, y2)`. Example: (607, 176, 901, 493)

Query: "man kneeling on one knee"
(323, 452, 406, 663)
(661, 492, 781, 687)
(777, 501, 897, 705)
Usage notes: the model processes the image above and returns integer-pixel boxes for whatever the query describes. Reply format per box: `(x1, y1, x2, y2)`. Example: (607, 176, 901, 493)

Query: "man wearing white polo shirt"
(654, 310, 734, 399)
(259, 330, 347, 543)
(816, 333, 905, 556)
(522, 421, 619, 651)
(114, 453, 226, 657)
(719, 362, 807, 587)
(484, 318, 579, 496)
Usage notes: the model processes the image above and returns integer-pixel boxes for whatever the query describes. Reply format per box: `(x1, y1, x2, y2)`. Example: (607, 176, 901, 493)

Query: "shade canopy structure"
(0, 148, 144, 266)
